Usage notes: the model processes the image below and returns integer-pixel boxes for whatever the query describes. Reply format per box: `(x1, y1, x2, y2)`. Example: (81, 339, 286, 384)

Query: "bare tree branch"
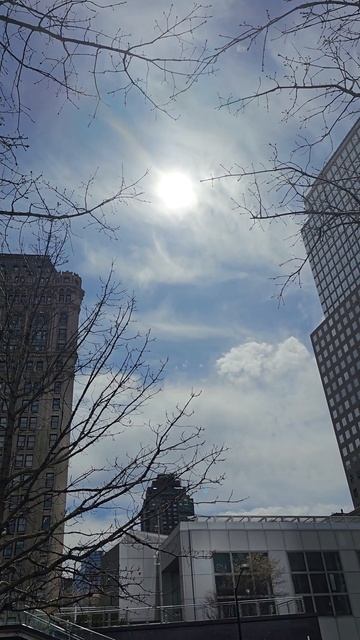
(0, 235, 226, 611)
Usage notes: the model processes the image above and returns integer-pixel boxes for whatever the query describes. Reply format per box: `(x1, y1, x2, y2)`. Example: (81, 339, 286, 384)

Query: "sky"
(8, 0, 356, 519)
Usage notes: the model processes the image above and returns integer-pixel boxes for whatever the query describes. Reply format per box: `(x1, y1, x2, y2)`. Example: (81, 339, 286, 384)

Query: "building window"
(213, 551, 274, 615)
(3, 544, 12, 558)
(53, 382, 62, 394)
(29, 417, 37, 429)
(49, 434, 57, 448)
(45, 472, 54, 488)
(52, 398, 60, 411)
(50, 415, 59, 430)
(42, 515, 51, 530)
(17, 517, 26, 533)
(59, 312, 68, 326)
(17, 435, 26, 449)
(288, 551, 351, 616)
(24, 381, 32, 394)
(15, 454, 23, 468)
(31, 401, 39, 413)
(15, 540, 25, 554)
(43, 494, 53, 510)
(24, 454, 33, 468)
(58, 328, 67, 341)
(27, 435, 35, 449)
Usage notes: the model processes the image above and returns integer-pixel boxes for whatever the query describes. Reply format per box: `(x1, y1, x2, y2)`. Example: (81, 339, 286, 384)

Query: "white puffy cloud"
(216, 337, 310, 383)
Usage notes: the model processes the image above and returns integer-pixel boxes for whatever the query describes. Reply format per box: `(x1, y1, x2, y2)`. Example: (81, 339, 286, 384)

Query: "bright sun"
(156, 171, 197, 210)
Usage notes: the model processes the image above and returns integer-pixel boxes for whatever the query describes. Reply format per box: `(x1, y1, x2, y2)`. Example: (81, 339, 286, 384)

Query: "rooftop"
(188, 514, 360, 524)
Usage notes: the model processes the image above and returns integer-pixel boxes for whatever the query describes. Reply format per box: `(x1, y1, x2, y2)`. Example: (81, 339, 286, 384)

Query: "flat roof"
(187, 514, 360, 524)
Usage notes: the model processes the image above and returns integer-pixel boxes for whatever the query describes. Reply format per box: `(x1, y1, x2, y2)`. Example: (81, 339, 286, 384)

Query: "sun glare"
(156, 171, 197, 211)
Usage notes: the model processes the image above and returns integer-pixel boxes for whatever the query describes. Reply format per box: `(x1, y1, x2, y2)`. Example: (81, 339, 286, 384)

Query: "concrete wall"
(97, 614, 322, 640)
(115, 532, 166, 623)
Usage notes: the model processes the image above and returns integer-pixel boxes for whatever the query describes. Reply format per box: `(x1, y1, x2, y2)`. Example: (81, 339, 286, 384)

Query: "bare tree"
(0, 238, 225, 612)
(205, 1, 360, 296)
(0, 1, 211, 232)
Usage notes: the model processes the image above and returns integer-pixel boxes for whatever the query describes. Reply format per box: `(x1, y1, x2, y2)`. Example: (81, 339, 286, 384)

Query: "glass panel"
(310, 573, 329, 593)
(333, 595, 352, 616)
(314, 595, 333, 616)
(232, 552, 249, 573)
(239, 602, 257, 617)
(45, 473, 54, 488)
(15, 540, 25, 554)
(292, 573, 311, 594)
(236, 575, 253, 596)
(303, 596, 315, 613)
(213, 553, 231, 574)
(218, 602, 235, 619)
(259, 600, 275, 616)
(306, 552, 324, 571)
(215, 575, 233, 597)
(254, 575, 272, 596)
(288, 552, 306, 572)
(324, 552, 342, 572)
(328, 573, 347, 593)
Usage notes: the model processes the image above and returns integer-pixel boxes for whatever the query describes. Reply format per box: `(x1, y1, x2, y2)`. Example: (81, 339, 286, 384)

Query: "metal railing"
(57, 596, 304, 627)
(193, 514, 360, 523)
(0, 609, 113, 640)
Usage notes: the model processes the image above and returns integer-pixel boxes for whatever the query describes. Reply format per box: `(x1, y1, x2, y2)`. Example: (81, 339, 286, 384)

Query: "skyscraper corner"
(301, 119, 360, 507)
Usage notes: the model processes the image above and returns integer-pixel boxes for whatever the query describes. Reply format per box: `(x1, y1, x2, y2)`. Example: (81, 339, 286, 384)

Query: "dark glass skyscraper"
(301, 119, 360, 507)
(141, 473, 195, 535)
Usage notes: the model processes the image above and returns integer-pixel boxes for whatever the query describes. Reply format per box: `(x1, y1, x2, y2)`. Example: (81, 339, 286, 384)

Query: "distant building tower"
(0, 253, 83, 603)
(301, 119, 360, 507)
(75, 550, 104, 604)
(141, 473, 195, 535)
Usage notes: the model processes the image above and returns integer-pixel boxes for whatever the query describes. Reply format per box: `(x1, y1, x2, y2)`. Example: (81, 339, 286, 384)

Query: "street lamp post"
(234, 563, 249, 640)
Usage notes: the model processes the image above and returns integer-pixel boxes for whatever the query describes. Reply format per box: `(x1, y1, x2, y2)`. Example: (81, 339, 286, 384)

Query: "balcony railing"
(0, 609, 113, 640)
(57, 596, 304, 627)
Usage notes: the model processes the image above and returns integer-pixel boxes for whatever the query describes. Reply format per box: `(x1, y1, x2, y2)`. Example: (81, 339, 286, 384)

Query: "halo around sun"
(156, 171, 197, 211)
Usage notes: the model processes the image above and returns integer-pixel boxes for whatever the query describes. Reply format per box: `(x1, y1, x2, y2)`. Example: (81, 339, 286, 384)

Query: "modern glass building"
(301, 119, 360, 507)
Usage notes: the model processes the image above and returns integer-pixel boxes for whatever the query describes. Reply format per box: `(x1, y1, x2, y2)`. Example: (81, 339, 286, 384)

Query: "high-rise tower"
(0, 254, 83, 604)
(141, 473, 195, 535)
(301, 120, 360, 507)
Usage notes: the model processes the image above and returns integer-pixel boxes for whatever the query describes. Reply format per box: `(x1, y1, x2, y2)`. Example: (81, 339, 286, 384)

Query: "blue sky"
(11, 0, 355, 517)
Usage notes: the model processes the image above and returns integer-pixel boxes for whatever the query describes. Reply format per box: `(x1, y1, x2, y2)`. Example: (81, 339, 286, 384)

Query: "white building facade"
(102, 531, 167, 623)
(160, 515, 360, 640)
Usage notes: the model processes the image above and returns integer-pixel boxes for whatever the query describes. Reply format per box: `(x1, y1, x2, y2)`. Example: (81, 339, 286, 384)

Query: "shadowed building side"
(301, 119, 360, 507)
(0, 254, 84, 604)
(141, 474, 195, 536)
